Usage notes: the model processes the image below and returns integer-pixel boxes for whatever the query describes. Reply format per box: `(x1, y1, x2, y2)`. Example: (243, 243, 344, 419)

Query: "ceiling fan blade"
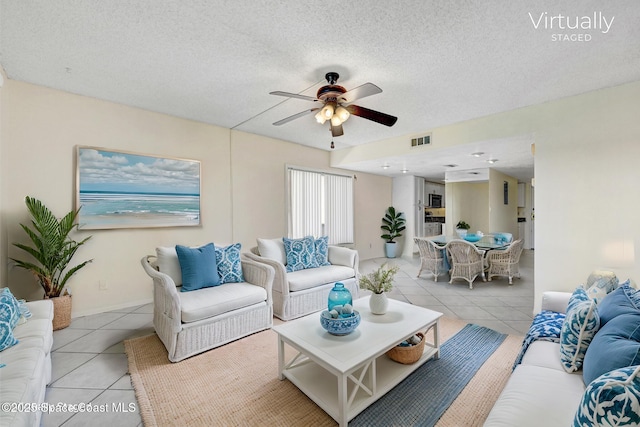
(331, 123, 344, 137)
(339, 83, 382, 104)
(273, 108, 319, 126)
(346, 104, 398, 127)
(269, 91, 319, 102)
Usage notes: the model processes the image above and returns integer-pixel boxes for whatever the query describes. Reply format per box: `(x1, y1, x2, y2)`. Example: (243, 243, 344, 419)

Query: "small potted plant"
(381, 206, 406, 258)
(456, 220, 471, 238)
(359, 263, 400, 314)
(11, 196, 93, 330)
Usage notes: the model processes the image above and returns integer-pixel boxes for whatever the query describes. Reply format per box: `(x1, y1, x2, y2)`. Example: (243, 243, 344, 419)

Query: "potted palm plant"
(381, 206, 406, 258)
(11, 196, 93, 330)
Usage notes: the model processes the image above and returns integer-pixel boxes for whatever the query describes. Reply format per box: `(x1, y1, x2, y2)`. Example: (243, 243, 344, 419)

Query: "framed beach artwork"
(75, 146, 201, 229)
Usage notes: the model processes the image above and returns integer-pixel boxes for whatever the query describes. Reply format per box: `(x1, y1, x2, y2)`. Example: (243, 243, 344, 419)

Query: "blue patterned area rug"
(350, 324, 506, 427)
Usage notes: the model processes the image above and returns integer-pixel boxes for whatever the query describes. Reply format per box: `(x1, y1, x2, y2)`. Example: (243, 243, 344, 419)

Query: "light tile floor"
(42, 250, 534, 426)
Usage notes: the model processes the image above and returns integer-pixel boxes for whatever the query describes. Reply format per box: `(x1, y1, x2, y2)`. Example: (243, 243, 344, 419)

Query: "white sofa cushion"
(520, 341, 568, 373)
(156, 246, 183, 285)
(287, 265, 356, 292)
(484, 364, 586, 427)
(179, 282, 267, 323)
(257, 238, 287, 265)
(328, 246, 357, 267)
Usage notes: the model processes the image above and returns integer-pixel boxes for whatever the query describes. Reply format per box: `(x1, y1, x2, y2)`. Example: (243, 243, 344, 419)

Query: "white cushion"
(520, 341, 567, 372)
(484, 364, 586, 427)
(179, 283, 267, 323)
(12, 319, 53, 354)
(257, 238, 287, 265)
(23, 300, 53, 321)
(328, 246, 356, 267)
(156, 246, 183, 286)
(287, 265, 355, 292)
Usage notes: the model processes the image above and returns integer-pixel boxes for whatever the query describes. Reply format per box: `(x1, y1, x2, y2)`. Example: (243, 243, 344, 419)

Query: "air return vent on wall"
(411, 134, 431, 147)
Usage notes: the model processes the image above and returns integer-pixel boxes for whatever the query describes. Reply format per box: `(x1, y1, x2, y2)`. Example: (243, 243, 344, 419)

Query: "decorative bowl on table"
(464, 234, 482, 242)
(320, 310, 361, 335)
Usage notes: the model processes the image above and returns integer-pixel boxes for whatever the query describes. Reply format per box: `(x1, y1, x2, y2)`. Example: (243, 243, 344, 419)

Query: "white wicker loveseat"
(244, 237, 359, 321)
(141, 245, 274, 362)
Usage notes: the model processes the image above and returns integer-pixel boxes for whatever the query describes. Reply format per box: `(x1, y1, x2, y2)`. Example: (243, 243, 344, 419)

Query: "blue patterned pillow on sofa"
(0, 288, 22, 329)
(283, 236, 319, 272)
(560, 286, 600, 373)
(573, 365, 640, 427)
(215, 243, 245, 284)
(314, 236, 331, 267)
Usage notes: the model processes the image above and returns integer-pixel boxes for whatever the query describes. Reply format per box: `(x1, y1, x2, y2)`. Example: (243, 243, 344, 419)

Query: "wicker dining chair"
(414, 237, 448, 282)
(487, 239, 524, 284)
(446, 239, 486, 289)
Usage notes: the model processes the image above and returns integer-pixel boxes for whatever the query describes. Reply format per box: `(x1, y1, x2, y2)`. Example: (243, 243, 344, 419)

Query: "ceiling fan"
(270, 72, 398, 142)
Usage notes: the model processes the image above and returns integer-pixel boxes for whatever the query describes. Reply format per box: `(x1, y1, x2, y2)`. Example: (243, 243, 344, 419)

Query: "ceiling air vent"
(411, 134, 431, 148)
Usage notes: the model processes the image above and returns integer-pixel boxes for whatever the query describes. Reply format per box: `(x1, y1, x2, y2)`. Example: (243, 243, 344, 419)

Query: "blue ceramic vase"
(328, 282, 352, 311)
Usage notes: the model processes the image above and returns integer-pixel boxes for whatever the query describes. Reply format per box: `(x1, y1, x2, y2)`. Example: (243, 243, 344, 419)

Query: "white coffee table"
(273, 296, 442, 427)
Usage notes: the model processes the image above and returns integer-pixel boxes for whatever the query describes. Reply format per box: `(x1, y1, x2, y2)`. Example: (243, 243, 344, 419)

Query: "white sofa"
(484, 286, 640, 427)
(0, 299, 54, 427)
(245, 238, 359, 320)
(484, 291, 583, 426)
(141, 250, 274, 362)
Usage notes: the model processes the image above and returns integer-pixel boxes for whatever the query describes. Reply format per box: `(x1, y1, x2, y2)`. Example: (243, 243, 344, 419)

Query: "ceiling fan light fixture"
(315, 110, 327, 124)
(330, 115, 342, 126)
(335, 106, 350, 122)
(321, 103, 335, 120)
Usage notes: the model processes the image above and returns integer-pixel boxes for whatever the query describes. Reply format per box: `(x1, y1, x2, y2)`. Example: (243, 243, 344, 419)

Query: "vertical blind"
(288, 167, 354, 245)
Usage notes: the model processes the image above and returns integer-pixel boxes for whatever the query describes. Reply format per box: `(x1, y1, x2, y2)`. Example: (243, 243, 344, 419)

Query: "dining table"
(428, 234, 510, 271)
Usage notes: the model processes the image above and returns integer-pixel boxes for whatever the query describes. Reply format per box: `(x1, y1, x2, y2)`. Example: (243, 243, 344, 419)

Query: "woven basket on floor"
(51, 294, 72, 330)
(386, 332, 425, 364)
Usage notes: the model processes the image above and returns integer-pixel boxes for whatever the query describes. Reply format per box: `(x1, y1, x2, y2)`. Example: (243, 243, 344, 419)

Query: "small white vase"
(369, 292, 389, 315)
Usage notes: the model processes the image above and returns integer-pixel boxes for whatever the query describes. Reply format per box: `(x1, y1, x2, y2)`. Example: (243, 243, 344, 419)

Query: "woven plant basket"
(51, 294, 72, 330)
(386, 332, 425, 364)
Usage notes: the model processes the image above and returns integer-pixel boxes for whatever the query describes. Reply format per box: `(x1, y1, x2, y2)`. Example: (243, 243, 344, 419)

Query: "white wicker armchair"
(245, 240, 359, 321)
(446, 239, 486, 289)
(141, 253, 274, 362)
(487, 239, 524, 284)
(414, 237, 448, 281)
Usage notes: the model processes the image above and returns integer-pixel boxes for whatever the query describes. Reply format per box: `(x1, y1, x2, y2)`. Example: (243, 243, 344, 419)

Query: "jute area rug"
(124, 317, 522, 427)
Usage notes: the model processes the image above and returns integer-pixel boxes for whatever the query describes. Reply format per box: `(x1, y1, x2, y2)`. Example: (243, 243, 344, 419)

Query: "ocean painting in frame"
(76, 146, 201, 229)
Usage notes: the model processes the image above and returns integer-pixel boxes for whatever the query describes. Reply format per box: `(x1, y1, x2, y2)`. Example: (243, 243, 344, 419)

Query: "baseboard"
(71, 298, 153, 318)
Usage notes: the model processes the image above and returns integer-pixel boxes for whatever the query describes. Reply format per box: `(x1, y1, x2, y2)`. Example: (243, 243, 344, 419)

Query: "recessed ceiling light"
(444, 164, 458, 168)
(471, 152, 484, 157)
(487, 159, 498, 164)
(382, 164, 390, 169)
(469, 172, 480, 175)
(401, 169, 409, 174)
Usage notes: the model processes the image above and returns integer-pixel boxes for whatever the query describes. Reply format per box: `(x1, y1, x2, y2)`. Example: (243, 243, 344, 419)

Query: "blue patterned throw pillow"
(585, 271, 619, 304)
(0, 288, 21, 329)
(314, 236, 331, 267)
(513, 310, 565, 368)
(0, 319, 18, 352)
(215, 243, 244, 284)
(573, 365, 640, 427)
(283, 236, 319, 272)
(560, 286, 600, 373)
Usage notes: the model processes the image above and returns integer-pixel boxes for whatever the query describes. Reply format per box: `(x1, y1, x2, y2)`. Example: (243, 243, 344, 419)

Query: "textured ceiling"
(2, 1, 639, 181)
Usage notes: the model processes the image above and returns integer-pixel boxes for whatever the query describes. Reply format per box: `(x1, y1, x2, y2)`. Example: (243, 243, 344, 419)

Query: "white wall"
(0, 79, 392, 316)
(391, 175, 414, 258)
(534, 81, 640, 311)
(488, 169, 518, 236)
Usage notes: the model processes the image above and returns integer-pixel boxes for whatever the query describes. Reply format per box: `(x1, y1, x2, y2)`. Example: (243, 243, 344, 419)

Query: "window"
(287, 166, 354, 245)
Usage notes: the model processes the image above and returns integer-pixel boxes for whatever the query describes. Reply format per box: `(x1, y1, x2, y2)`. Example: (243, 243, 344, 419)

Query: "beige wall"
(0, 79, 391, 316)
(488, 169, 518, 236)
(445, 182, 489, 234)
